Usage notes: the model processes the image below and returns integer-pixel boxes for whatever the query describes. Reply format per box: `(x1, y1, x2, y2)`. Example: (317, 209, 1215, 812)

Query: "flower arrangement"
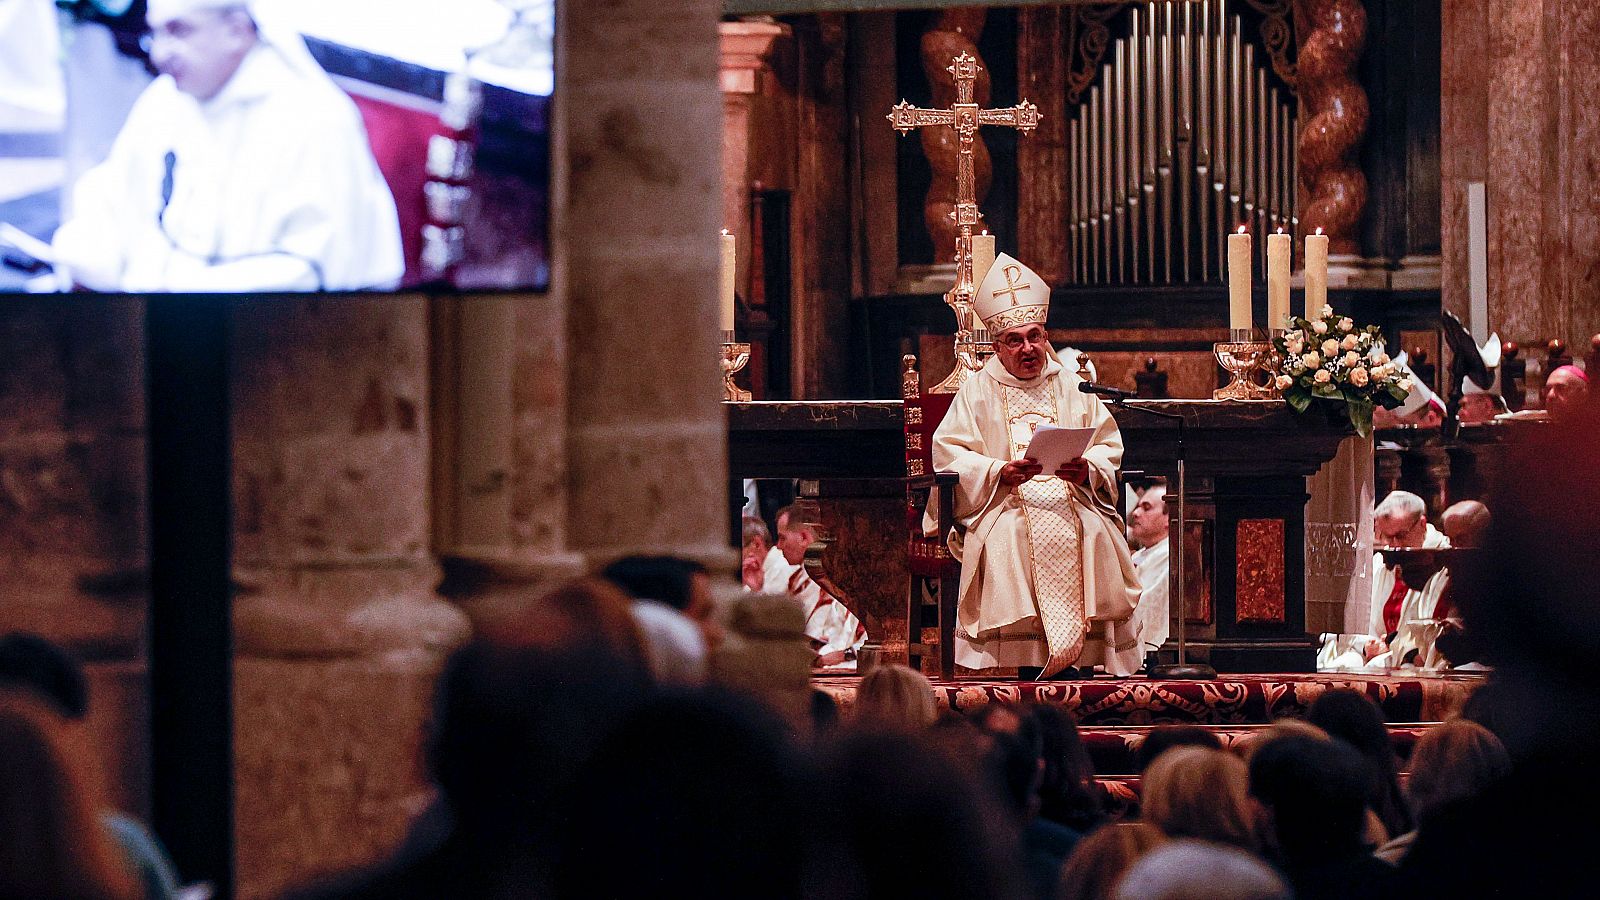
(1271, 305, 1413, 437)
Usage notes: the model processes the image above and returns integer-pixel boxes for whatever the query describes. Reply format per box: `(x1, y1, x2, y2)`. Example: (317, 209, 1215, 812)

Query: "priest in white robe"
(1128, 483, 1171, 658)
(930, 253, 1143, 678)
(1367, 490, 1452, 668)
(51, 0, 403, 292)
(763, 505, 867, 670)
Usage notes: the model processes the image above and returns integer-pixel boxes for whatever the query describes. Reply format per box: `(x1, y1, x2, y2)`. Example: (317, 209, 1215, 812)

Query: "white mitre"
(1391, 350, 1442, 416)
(974, 253, 1051, 334)
(1463, 331, 1503, 395)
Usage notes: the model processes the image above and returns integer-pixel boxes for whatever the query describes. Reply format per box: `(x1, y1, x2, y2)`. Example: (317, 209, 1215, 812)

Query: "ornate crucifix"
(889, 52, 1040, 390)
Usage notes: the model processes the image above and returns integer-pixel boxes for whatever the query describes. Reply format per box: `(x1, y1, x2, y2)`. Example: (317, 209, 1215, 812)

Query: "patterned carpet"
(814, 672, 1481, 726)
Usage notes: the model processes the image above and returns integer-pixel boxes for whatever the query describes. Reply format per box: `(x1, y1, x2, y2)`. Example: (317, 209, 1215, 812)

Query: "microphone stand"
(1086, 386, 1216, 680)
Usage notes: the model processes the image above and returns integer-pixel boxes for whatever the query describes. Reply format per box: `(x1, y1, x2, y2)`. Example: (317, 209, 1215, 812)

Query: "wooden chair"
(902, 355, 961, 678)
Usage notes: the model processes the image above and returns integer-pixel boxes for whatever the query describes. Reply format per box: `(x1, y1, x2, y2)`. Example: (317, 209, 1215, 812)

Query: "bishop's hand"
(1055, 458, 1090, 485)
(999, 458, 1043, 487)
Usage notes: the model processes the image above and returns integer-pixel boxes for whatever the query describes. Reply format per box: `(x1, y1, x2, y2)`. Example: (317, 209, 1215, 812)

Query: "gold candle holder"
(721, 331, 752, 402)
(1213, 328, 1273, 401)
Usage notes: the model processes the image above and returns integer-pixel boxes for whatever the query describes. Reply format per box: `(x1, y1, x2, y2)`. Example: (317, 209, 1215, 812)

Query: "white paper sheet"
(1022, 424, 1096, 473)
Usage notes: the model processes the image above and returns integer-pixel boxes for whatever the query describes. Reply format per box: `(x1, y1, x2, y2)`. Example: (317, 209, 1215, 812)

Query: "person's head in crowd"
(1438, 500, 1492, 549)
(742, 516, 772, 563)
(1373, 490, 1428, 548)
(1405, 719, 1510, 822)
(1030, 704, 1105, 832)
(145, 0, 260, 102)
(819, 728, 1024, 900)
(853, 663, 939, 732)
(810, 688, 840, 734)
(552, 689, 825, 900)
(1056, 822, 1167, 900)
(1236, 717, 1328, 762)
(0, 632, 89, 720)
(1248, 734, 1373, 864)
(1135, 724, 1224, 772)
(1306, 688, 1412, 839)
(602, 555, 721, 680)
(427, 638, 645, 840)
(482, 576, 652, 679)
(600, 555, 714, 622)
(972, 705, 1047, 824)
(1141, 746, 1258, 851)
(0, 692, 138, 900)
(1543, 364, 1590, 423)
(1113, 839, 1290, 900)
(627, 598, 707, 686)
(1128, 483, 1169, 549)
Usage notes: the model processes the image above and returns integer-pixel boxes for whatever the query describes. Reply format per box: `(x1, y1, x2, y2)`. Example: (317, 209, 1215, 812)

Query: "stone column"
(559, 0, 731, 568)
(432, 293, 584, 628)
(230, 297, 470, 898)
(720, 21, 786, 301)
(0, 299, 149, 814)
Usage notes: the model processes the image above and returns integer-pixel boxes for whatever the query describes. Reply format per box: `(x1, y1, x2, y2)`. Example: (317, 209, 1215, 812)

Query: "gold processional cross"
(889, 52, 1040, 389)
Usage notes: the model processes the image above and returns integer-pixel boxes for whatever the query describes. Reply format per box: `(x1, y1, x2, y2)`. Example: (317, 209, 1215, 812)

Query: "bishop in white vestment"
(931, 254, 1143, 678)
(51, 0, 403, 293)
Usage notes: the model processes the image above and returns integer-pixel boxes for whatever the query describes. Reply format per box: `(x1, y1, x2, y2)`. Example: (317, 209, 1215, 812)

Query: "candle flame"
(1315, 226, 1325, 236)
(721, 228, 731, 236)
(1236, 224, 1247, 235)
(1276, 226, 1285, 234)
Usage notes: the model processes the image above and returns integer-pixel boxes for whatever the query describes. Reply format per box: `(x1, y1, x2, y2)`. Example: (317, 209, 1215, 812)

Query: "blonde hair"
(1057, 822, 1167, 900)
(0, 692, 137, 900)
(1141, 746, 1258, 851)
(853, 664, 939, 731)
(1407, 719, 1510, 817)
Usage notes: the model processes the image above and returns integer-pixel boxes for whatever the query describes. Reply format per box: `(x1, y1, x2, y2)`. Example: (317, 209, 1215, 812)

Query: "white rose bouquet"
(1272, 305, 1412, 436)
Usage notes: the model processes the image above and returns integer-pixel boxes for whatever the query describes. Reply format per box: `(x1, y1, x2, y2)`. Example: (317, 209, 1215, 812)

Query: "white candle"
(1228, 225, 1252, 332)
(1467, 181, 1489, 344)
(1267, 229, 1291, 331)
(972, 231, 996, 288)
(1304, 228, 1329, 321)
(719, 230, 736, 333)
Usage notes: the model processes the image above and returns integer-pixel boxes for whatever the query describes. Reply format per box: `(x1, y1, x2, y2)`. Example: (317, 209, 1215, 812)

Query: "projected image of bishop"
(51, 0, 402, 292)
(930, 254, 1143, 679)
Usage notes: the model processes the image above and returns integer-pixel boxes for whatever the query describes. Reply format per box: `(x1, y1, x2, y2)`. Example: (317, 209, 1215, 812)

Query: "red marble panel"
(1235, 518, 1286, 624)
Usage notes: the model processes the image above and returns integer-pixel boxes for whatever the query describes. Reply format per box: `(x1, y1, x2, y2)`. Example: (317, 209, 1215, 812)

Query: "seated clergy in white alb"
(1367, 490, 1451, 668)
(1128, 483, 1171, 658)
(930, 254, 1143, 678)
(762, 505, 867, 670)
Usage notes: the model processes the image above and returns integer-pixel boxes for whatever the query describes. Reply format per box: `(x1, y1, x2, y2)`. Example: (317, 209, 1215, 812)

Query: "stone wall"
(1442, 0, 1600, 345)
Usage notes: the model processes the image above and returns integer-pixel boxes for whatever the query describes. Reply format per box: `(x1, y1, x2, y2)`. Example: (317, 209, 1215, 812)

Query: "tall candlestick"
(719, 230, 736, 333)
(972, 231, 996, 287)
(1266, 229, 1291, 331)
(1228, 226, 1252, 331)
(1304, 228, 1329, 319)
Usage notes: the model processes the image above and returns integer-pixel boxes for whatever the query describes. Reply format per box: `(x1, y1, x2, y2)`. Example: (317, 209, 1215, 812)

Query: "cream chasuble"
(931, 354, 1143, 676)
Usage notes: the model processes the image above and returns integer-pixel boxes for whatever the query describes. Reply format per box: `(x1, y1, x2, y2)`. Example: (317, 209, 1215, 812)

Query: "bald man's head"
(1440, 500, 1491, 548)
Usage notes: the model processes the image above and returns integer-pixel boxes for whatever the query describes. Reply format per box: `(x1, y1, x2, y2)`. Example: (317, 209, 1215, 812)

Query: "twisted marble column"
(1295, 0, 1368, 254)
(920, 9, 990, 260)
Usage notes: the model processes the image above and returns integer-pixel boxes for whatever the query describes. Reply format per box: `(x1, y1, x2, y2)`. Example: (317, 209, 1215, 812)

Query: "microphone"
(159, 151, 176, 226)
(1077, 381, 1137, 401)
